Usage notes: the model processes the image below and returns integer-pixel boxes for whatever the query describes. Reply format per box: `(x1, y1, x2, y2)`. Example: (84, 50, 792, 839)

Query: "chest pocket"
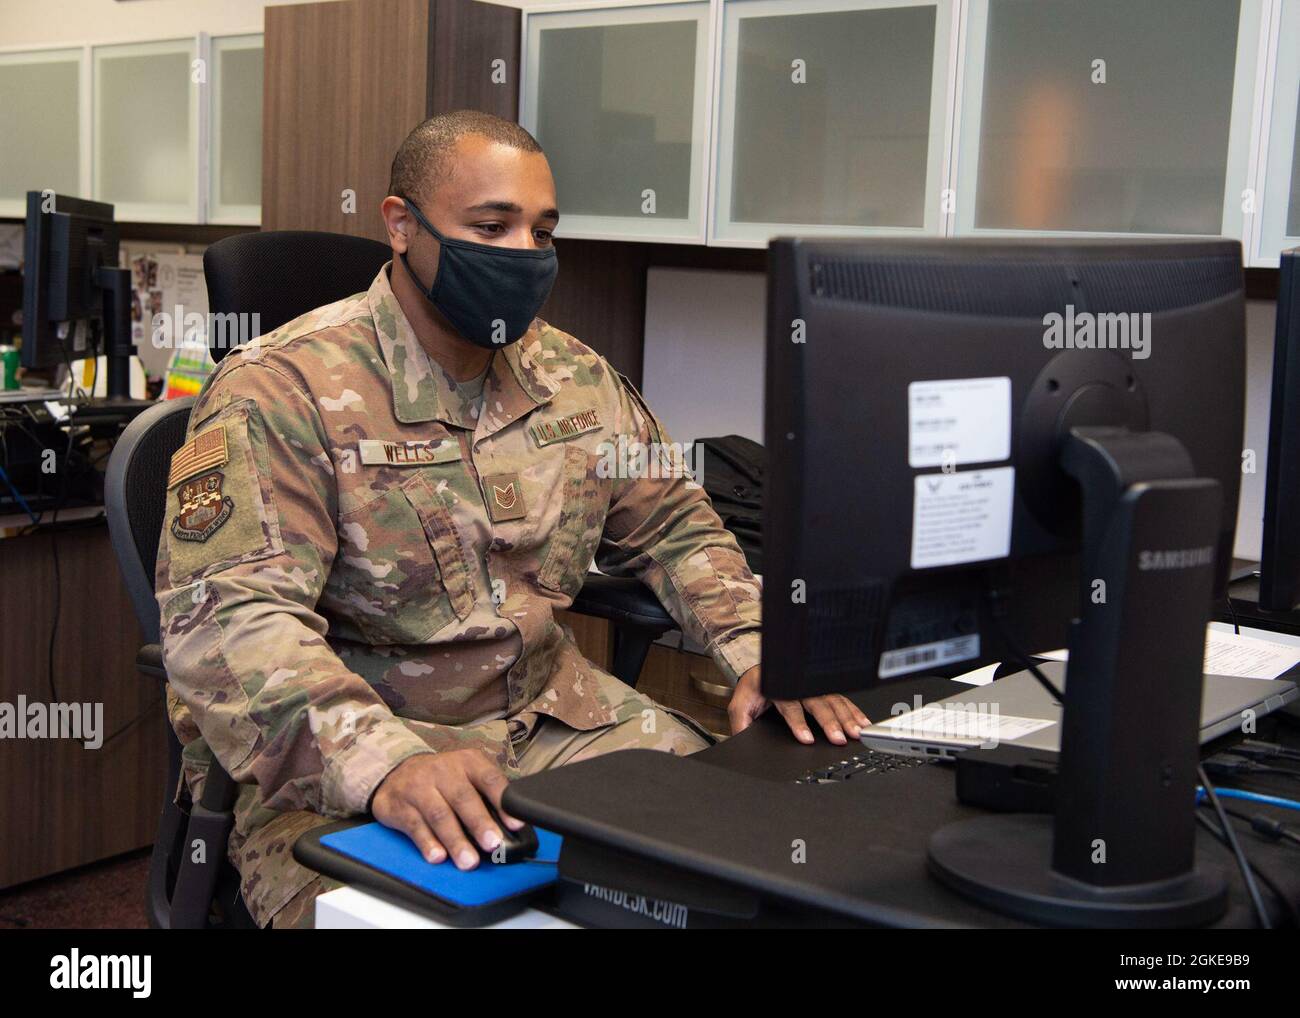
(537, 444, 612, 596)
(334, 470, 476, 644)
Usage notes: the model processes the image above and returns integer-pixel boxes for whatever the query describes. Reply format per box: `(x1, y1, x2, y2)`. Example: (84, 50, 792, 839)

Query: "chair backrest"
(203, 231, 393, 362)
(105, 232, 390, 640)
(105, 396, 197, 644)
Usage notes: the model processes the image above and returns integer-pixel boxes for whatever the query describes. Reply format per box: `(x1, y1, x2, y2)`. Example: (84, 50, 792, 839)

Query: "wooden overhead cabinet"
(262, 0, 519, 242)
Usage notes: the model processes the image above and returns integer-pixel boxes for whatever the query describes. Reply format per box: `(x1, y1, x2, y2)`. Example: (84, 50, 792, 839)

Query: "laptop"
(860, 661, 1297, 760)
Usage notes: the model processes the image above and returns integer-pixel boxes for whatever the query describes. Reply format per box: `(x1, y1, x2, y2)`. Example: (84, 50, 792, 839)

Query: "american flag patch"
(168, 426, 230, 488)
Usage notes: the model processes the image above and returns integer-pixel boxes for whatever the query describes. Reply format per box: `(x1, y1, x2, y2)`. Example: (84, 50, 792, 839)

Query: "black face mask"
(399, 198, 558, 349)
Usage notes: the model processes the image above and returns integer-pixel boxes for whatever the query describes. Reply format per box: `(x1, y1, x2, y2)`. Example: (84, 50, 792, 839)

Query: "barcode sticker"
(879, 634, 980, 679)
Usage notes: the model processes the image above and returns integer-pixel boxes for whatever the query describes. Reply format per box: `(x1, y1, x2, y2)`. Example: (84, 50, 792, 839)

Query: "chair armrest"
(570, 574, 676, 635)
(137, 643, 166, 682)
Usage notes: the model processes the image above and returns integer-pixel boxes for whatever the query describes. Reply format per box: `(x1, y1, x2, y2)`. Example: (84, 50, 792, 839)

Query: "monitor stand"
(928, 427, 1229, 927)
(96, 265, 137, 402)
(80, 266, 153, 418)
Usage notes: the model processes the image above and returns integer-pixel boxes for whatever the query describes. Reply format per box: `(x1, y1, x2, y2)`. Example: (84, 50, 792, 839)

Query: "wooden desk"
(558, 610, 731, 737)
(0, 519, 164, 890)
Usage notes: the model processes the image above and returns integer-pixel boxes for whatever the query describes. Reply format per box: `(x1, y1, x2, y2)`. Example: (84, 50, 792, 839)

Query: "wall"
(1240, 298, 1279, 560)
(10, 0, 1279, 560)
(642, 267, 765, 443)
(0, 0, 298, 47)
(643, 268, 1280, 561)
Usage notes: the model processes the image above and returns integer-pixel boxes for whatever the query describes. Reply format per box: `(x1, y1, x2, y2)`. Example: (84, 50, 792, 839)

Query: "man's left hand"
(728, 665, 870, 745)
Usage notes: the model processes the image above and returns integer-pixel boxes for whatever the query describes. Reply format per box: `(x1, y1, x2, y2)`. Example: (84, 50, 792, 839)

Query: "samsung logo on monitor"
(1137, 546, 1216, 571)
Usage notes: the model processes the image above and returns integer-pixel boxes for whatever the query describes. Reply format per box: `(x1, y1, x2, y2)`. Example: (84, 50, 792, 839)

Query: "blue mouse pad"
(319, 822, 562, 907)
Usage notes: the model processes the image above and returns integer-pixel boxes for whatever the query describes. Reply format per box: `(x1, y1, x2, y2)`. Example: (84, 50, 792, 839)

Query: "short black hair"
(388, 110, 544, 207)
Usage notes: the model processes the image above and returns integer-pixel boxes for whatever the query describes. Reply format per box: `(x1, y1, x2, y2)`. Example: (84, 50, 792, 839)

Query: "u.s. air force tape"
(357, 438, 462, 466)
(529, 407, 601, 448)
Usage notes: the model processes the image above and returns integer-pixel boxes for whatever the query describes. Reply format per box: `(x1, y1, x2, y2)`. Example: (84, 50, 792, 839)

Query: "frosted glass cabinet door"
(955, 0, 1264, 240)
(712, 0, 956, 245)
(521, 2, 712, 242)
(93, 39, 200, 223)
(1256, 0, 1300, 265)
(209, 35, 264, 225)
(0, 49, 85, 218)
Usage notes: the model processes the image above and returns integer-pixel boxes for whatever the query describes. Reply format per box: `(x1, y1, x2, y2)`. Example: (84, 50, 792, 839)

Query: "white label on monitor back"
(879, 634, 981, 679)
(911, 466, 1014, 569)
(908, 376, 1011, 468)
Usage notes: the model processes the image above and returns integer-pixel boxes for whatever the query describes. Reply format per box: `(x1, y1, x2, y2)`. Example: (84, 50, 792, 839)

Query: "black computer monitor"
(1258, 249, 1300, 612)
(763, 237, 1246, 926)
(21, 191, 134, 399)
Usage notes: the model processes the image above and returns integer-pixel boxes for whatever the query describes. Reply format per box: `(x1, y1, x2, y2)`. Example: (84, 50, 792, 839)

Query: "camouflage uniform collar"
(481, 329, 561, 435)
(367, 264, 558, 428)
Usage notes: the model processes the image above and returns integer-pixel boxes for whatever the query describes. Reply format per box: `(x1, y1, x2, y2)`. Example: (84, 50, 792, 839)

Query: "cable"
(87, 319, 100, 397)
(44, 424, 76, 704)
(988, 611, 1063, 703)
(1203, 758, 1300, 783)
(1198, 764, 1271, 928)
(1195, 810, 1299, 928)
(1220, 807, 1300, 849)
(1229, 740, 1300, 765)
(55, 327, 86, 403)
(1222, 595, 1241, 636)
(0, 462, 38, 525)
(47, 527, 61, 704)
(1198, 786, 1300, 813)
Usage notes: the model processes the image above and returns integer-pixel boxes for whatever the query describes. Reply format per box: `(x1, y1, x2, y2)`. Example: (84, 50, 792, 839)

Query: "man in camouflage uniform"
(155, 111, 868, 928)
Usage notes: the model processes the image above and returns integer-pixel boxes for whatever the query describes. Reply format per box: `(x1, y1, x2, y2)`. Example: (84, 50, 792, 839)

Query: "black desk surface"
(505, 676, 1300, 928)
(1219, 576, 1300, 636)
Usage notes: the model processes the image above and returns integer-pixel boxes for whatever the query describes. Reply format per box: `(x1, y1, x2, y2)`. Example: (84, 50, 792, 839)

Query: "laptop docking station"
(955, 744, 1058, 814)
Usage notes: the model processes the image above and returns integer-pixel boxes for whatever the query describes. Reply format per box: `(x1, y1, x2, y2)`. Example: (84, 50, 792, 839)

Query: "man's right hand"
(371, 750, 523, 870)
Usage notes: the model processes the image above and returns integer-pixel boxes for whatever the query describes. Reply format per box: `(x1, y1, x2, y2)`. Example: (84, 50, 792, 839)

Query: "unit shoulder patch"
(171, 470, 234, 542)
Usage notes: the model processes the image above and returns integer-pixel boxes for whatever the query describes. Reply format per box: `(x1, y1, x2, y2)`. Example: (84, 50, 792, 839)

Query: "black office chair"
(106, 396, 254, 928)
(202, 230, 678, 684)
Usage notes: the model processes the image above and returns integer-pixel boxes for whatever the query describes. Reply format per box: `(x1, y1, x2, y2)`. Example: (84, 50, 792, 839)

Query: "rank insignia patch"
(482, 471, 527, 522)
(171, 470, 234, 542)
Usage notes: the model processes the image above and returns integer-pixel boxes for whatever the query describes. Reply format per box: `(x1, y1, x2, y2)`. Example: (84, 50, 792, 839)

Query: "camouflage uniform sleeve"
(155, 359, 434, 818)
(596, 368, 762, 685)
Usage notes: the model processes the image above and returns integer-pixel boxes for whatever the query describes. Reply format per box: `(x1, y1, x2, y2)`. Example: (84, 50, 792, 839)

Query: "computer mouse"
(481, 806, 539, 864)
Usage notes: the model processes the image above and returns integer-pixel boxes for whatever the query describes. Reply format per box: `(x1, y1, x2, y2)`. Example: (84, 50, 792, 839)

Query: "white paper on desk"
(951, 662, 1001, 686)
(1203, 630, 1300, 679)
(1036, 627, 1300, 680)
